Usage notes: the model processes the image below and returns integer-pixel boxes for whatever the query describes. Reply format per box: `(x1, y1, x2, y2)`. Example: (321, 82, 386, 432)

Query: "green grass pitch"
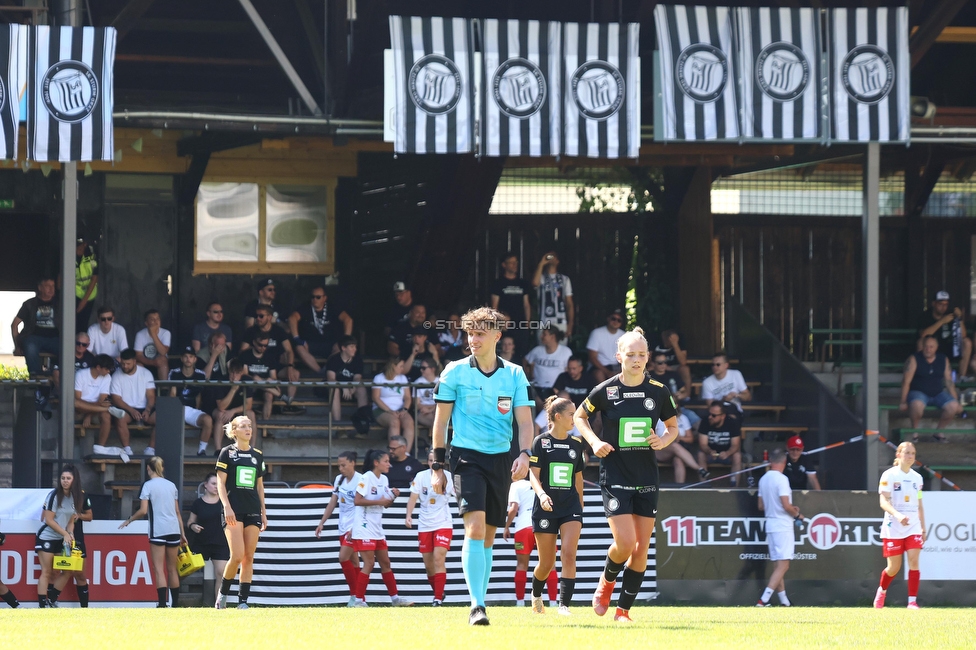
(3, 606, 974, 649)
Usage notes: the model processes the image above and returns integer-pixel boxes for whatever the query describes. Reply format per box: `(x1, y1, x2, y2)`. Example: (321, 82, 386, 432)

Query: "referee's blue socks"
(480, 544, 494, 605)
(462, 539, 486, 607)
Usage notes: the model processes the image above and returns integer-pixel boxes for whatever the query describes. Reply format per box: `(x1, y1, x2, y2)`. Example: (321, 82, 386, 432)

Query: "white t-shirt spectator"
(655, 412, 691, 437)
(138, 476, 181, 538)
(524, 345, 573, 388)
(373, 373, 408, 411)
(413, 376, 438, 406)
(111, 366, 155, 409)
(133, 327, 172, 360)
(758, 470, 793, 533)
(410, 468, 455, 532)
(88, 322, 128, 358)
(586, 326, 624, 366)
(507, 479, 535, 532)
(74, 369, 110, 403)
(701, 369, 748, 407)
(353, 471, 392, 540)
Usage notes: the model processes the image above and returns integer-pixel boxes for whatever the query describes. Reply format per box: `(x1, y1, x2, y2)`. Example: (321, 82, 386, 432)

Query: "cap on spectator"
(786, 435, 804, 449)
(936, 290, 950, 301)
(412, 325, 429, 336)
(76, 237, 85, 244)
(263, 278, 275, 288)
(182, 346, 196, 356)
(393, 281, 408, 292)
(609, 308, 624, 317)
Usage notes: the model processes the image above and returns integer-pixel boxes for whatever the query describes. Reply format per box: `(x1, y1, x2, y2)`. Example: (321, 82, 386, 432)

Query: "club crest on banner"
(493, 57, 546, 118)
(756, 42, 809, 102)
(676, 43, 728, 104)
(409, 54, 462, 115)
(571, 60, 624, 119)
(841, 45, 894, 105)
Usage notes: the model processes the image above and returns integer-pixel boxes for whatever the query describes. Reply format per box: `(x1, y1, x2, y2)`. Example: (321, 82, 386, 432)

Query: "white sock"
(198, 441, 208, 453)
(908, 596, 917, 604)
(777, 591, 791, 606)
(760, 587, 774, 603)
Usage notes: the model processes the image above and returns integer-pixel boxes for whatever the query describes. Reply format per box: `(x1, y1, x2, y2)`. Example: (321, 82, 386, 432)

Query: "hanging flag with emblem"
(654, 5, 739, 141)
(482, 19, 561, 157)
(830, 7, 909, 142)
(27, 26, 116, 162)
(562, 22, 640, 159)
(737, 7, 821, 140)
(0, 24, 25, 160)
(389, 16, 475, 154)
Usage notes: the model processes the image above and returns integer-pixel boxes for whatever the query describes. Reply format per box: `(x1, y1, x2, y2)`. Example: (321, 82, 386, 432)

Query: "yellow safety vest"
(75, 250, 98, 300)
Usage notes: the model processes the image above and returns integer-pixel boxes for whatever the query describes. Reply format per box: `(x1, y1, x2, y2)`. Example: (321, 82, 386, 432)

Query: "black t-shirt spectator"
(17, 297, 59, 338)
(698, 416, 742, 453)
(168, 367, 207, 408)
(552, 371, 595, 407)
(650, 369, 684, 398)
(389, 322, 417, 357)
(387, 455, 422, 489)
(244, 300, 283, 324)
(490, 277, 530, 322)
(652, 344, 678, 367)
(295, 300, 344, 354)
(214, 375, 253, 412)
(197, 356, 228, 413)
(244, 324, 291, 356)
(189, 498, 226, 547)
(784, 457, 818, 490)
(388, 303, 411, 331)
(238, 349, 280, 379)
(916, 310, 962, 360)
(74, 351, 96, 370)
(325, 353, 364, 381)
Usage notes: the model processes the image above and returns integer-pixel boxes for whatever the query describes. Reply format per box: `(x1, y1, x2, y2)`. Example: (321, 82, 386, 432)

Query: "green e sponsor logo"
(237, 466, 257, 488)
(549, 462, 573, 488)
(618, 418, 654, 447)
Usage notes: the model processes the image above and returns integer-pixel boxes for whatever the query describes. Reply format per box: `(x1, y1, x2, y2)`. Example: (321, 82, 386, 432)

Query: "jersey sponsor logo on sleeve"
(549, 462, 574, 488)
(215, 462, 227, 470)
(606, 386, 620, 400)
(881, 480, 888, 486)
(618, 418, 653, 448)
(497, 396, 512, 415)
(643, 398, 656, 411)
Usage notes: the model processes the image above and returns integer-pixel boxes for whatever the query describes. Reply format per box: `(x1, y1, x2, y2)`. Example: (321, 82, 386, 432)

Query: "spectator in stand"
(192, 302, 234, 353)
(239, 333, 282, 421)
(241, 305, 303, 414)
(74, 237, 98, 332)
(74, 354, 117, 445)
(654, 414, 710, 484)
(325, 336, 371, 431)
(491, 252, 532, 355)
(87, 306, 128, 362)
(523, 328, 573, 401)
(243, 278, 282, 328)
(386, 282, 414, 338)
(168, 346, 215, 457)
(649, 350, 700, 431)
(403, 328, 441, 382)
(51, 331, 96, 390)
(553, 356, 596, 408)
(701, 353, 751, 414)
(899, 335, 961, 441)
(499, 334, 519, 365)
(532, 251, 573, 342)
(211, 359, 256, 453)
(654, 330, 693, 394)
(698, 402, 743, 486)
(197, 331, 229, 424)
(372, 357, 414, 449)
(587, 309, 625, 382)
(784, 435, 821, 490)
(104, 348, 156, 457)
(438, 312, 467, 363)
(187, 473, 230, 607)
(119, 457, 188, 608)
(917, 290, 972, 380)
(388, 304, 428, 358)
(11, 277, 60, 377)
(288, 285, 353, 373)
(413, 357, 440, 430)
(133, 309, 172, 381)
(386, 435, 422, 489)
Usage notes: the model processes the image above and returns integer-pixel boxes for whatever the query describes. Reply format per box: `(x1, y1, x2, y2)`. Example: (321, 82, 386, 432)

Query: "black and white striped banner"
(482, 19, 561, 157)
(655, 5, 739, 141)
(563, 23, 640, 159)
(830, 7, 909, 143)
(738, 7, 821, 140)
(0, 25, 25, 160)
(27, 26, 115, 162)
(389, 16, 475, 154)
(242, 488, 655, 606)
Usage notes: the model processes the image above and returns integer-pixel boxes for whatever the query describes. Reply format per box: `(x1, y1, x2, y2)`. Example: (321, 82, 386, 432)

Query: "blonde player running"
(874, 442, 927, 609)
(406, 450, 456, 605)
(315, 451, 362, 606)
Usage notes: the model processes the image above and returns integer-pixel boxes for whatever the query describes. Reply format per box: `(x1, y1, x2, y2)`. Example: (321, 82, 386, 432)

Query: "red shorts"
(514, 527, 535, 555)
(418, 528, 453, 553)
(882, 534, 924, 557)
(339, 531, 354, 548)
(353, 537, 388, 552)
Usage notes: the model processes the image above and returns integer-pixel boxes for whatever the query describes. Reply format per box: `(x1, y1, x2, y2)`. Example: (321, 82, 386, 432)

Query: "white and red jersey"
(878, 466, 924, 539)
(334, 471, 362, 535)
(353, 471, 391, 540)
(508, 479, 534, 532)
(409, 469, 455, 532)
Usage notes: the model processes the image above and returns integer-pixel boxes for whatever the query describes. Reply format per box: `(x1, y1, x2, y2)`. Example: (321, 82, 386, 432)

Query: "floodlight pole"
(863, 142, 880, 488)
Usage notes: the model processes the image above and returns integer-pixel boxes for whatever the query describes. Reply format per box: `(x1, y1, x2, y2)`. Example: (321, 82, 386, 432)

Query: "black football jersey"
(784, 458, 817, 490)
(529, 433, 585, 518)
(216, 445, 268, 515)
(582, 376, 677, 489)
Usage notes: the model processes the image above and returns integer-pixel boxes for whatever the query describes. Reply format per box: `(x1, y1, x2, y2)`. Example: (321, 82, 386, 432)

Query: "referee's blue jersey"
(434, 355, 532, 455)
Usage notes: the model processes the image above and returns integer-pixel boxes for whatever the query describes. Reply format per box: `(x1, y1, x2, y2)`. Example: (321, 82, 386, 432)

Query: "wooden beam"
(912, 25, 976, 44)
(909, 0, 970, 67)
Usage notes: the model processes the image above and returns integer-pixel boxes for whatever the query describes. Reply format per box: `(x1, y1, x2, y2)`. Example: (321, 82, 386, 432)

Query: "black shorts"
(602, 484, 659, 519)
(222, 512, 263, 529)
(532, 512, 583, 534)
(449, 446, 511, 529)
(196, 542, 230, 561)
(150, 533, 182, 547)
(34, 535, 65, 554)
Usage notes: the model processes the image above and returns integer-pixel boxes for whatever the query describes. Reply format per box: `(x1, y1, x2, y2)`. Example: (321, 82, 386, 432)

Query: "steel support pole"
(863, 142, 880, 487)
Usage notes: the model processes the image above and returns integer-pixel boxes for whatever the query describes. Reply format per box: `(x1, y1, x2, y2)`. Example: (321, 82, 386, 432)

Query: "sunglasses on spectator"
(654, 360, 667, 365)
(708, 412, 723, 418)
(609, 317, 622, 322)
(712, 362, 723, 366)
(100, 316, 113, 322)
(209, 310, 223, 314)
(388, 445, 405, 452)
(253, 342, 268, 348)
(419, 365, 431, 370)
(76, 341, 89, 347)
(312, 294, 325, 299)
(265, 287, 276, 292)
